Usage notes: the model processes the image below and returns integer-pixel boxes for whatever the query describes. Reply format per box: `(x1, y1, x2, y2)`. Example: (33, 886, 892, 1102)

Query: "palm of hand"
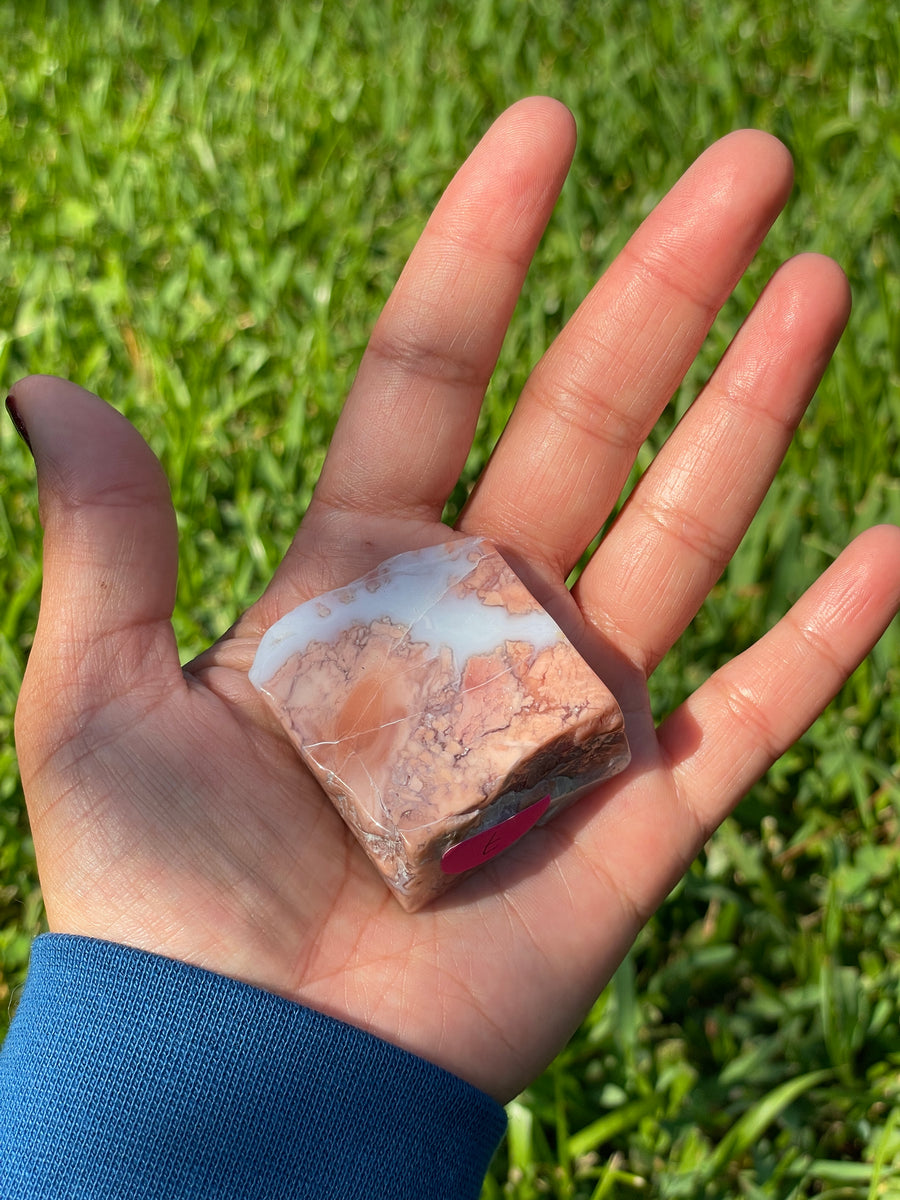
(12, 100, 900, 1103)
(20, 499, 657, 1102)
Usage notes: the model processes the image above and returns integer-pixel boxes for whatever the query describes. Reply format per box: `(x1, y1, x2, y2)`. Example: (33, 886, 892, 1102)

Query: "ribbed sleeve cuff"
(0, 934, 507, 1199)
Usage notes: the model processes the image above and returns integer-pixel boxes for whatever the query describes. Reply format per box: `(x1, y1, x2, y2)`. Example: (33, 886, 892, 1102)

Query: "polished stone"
(250, 536, 630, 909)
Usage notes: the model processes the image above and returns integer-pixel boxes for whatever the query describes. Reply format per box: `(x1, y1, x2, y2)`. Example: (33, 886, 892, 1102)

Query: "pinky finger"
(660, 525, 900, 834)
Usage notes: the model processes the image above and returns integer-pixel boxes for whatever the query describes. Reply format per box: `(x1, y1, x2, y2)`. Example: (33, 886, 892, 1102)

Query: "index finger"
(307, 97, 576, 527)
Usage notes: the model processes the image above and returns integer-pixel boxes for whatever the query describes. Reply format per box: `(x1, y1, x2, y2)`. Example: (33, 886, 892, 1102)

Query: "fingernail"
(6, 394, 33, 455)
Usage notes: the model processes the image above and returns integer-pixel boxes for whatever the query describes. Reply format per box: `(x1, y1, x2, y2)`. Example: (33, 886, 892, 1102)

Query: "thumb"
(8, 376, 181, 730)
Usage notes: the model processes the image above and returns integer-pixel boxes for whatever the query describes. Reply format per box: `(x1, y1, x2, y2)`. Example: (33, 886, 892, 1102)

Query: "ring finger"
(575, 251, 851, 675)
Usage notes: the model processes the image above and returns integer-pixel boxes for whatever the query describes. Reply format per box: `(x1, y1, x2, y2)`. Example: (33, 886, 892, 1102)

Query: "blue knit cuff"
(0, 934, 507, 1199)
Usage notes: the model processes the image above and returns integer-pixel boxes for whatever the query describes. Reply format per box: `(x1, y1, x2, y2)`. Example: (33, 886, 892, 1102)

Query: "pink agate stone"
(249, 536, 630, 910)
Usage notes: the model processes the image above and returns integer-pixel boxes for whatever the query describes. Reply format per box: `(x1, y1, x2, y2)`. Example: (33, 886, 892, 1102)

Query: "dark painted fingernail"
(5, 394, 33, 454)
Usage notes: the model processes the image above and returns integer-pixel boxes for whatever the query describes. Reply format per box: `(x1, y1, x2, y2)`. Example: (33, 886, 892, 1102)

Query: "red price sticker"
(440, 795, 551, 874)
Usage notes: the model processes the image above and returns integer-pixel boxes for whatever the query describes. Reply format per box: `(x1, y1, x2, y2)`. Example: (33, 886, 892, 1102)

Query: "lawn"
(1, 1, 899, 1196)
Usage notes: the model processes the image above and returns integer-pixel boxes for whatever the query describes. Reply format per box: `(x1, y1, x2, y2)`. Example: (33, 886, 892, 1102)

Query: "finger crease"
(364, 329, 488, 394)
(530, 377, 650, 456)
(704, 672, 783, 763)
(619, 240, 723, 317)
(636, 495, 735, 567)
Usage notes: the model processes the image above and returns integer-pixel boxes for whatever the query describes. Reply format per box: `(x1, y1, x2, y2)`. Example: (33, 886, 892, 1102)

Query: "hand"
(10, 98, 900, 1103)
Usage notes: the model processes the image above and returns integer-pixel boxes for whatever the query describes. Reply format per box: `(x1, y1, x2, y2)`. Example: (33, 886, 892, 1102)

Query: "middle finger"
(461, 129, 794, 581)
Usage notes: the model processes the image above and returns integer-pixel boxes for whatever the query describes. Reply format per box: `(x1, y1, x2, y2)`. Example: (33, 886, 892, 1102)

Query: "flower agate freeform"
(249, 536, 631, 910)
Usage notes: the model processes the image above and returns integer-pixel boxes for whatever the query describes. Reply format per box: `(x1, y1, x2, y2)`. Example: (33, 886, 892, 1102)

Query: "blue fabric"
(0, 935, 507, 1199)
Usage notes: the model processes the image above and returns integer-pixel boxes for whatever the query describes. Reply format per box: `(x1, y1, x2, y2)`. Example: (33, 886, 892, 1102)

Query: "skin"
(9, 97, 900, 1104)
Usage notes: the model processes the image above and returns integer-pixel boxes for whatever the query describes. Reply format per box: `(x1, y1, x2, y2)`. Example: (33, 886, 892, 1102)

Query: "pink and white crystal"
(249, 536, 630, 910)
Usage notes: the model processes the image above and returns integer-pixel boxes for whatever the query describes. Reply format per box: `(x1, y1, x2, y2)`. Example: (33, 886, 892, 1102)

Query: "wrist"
(1, 934, 507, 1200)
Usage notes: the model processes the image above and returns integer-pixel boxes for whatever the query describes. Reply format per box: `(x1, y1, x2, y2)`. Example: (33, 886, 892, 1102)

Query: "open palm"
(12, 99, 900, 1103)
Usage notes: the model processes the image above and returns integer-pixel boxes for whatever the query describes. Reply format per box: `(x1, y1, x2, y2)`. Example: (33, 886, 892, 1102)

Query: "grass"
(1, 1, 899, 1195)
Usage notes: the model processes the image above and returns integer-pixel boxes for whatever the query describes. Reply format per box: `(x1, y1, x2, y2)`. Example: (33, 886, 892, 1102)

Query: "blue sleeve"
(0, 934, 507, 1200)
